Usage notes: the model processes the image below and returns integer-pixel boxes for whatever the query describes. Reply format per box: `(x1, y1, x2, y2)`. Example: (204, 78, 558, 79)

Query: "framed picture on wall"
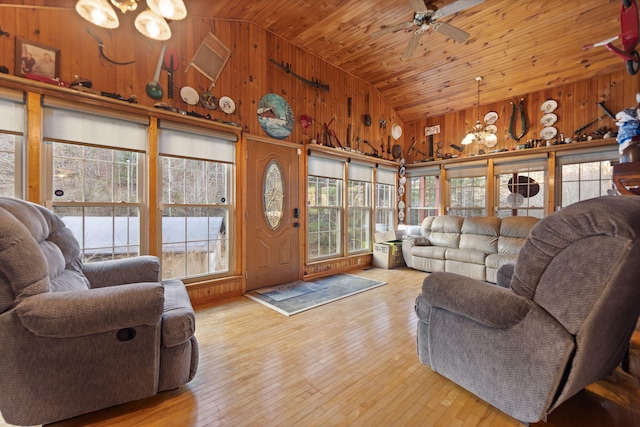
(15, 37, 60, 79)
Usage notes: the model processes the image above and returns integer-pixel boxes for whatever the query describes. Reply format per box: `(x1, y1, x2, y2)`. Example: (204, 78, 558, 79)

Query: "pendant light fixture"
(462, 76, 498, 146)
(75, 0, 186, 41)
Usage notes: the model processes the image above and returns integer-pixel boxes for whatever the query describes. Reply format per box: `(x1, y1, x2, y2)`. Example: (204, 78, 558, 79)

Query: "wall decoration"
(15, 37, 59, 79)
(219, 96, 236, 114)
(269, 59, 330, 92)
(186, 32, 231, 87)
(257, 93, 294, 139)
(86, 27, 135, 65)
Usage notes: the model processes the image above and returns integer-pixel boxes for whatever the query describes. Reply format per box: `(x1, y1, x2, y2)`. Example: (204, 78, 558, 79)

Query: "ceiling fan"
(372, 0, 484, 58)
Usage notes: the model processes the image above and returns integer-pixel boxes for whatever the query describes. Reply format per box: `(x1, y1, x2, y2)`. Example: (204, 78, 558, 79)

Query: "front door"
(245, 139, 300, 291)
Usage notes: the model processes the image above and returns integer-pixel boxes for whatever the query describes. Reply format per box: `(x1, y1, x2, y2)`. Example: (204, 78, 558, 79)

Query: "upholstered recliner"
(415, 195, 640, 423)
(0, 197, 199, 425)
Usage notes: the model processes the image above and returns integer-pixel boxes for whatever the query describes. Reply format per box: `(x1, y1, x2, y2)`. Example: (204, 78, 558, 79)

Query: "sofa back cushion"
(459, 216, 500, 254)
(33, 204, 90, 292)
(422, 216, 464, 248)
(0, 198, 89, 312)
(498, 216, 539, 254)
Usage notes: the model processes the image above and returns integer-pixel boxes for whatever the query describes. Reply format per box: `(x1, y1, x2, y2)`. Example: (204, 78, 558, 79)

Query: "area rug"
(245, 273, 387, 316)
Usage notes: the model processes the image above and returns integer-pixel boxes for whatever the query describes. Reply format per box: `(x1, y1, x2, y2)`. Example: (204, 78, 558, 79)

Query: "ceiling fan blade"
(371, 21, 413, 38)
(433, 21, 470, 43)
(407, 0, 428, 13)
(402, 29, 425, 59)
(437, 0, 484, 18)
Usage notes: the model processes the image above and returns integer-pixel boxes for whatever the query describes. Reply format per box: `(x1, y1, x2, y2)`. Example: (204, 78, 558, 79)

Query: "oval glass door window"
(263, 160, 285, 230)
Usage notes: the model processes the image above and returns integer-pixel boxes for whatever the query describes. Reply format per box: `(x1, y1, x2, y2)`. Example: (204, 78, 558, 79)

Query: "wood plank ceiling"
(188, 0, 628, 122)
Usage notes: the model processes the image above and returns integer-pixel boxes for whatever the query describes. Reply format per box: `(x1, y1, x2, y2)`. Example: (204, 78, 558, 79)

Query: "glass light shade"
(484, 132, 498, 145)
(147, 0, 187, 20)
(75, 0, 119, 29)
(461, 133, 475, 145)
(135, 9, 172, 40)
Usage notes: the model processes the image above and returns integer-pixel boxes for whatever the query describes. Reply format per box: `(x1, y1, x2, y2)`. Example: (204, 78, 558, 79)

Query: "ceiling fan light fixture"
(462, 76, 496, 145)
(134, 9, 172, 40)
(75, 0, 119, 29)
(147, 0, 187, 20)
(110, 0, 138, 13)
(485, 132, 498, 145)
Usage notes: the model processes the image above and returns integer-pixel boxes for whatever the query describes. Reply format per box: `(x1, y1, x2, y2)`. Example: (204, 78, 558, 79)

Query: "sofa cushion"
(485, 253, 519, 270)
(498, 216, 539, 254)
(413, 245, 447, 260)
(459, 216, 500, 254)
(426, 216, 463, 248)
(445, 259, 486, 281)
(445, 248, 487, 265)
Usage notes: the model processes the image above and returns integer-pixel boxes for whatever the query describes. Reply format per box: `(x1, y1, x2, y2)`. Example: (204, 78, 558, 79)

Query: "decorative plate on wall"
(180, 86, 199, 105)
(540, 126, 558, 140)
(541, 100, 558, 113)
(219, 96, 236, 114)
(257, 93, 294, 139)
(540, 113, 557, 126)
(484, 111, 498, 124)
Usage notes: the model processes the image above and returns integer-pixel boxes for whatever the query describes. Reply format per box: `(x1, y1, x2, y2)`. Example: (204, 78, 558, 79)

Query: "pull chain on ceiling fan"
(371, 0, 484, 58)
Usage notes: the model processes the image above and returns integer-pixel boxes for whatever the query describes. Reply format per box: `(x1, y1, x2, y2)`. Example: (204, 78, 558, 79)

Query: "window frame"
(157, 122, 237, 282)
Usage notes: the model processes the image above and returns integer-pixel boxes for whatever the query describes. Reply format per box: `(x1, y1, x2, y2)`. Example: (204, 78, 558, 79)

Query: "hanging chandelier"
(462, 76, 498, 146)
(75, 0, 187, 41)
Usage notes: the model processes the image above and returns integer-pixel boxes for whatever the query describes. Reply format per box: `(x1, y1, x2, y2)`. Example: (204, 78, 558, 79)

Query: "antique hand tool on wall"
(574, 102, 616, 135)
(269, 59, 330, 91)
(86, 27, 135, 65)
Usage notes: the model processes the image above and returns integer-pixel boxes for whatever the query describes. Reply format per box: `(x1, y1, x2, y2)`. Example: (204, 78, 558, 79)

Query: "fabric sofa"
(402, 215, 539, 283)
(0, 197, 199, 425)
(414, 195, 640, 423)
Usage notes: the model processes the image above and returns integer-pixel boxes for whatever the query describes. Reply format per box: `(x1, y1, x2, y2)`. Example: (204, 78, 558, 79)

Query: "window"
(347, 180, 371, 253)
(446, 162, 487, 216)
(0, 88, 25, 198)
(557, 147, 618, 209)
(494, 155, 546, 218)
(43, 99, 147, 261)
(448, 177, 486, 216)
(50, 144, 142, 261)
(158, 122, 236, 281)
(307, 155, 344, 260)
(406, 165, 440, 224)
(307, 176, 342, 259)
(347, 162, 372, 254)
(375, 167, 396, 232)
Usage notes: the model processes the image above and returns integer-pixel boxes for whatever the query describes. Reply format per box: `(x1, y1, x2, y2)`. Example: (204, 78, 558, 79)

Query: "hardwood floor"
(2, 267, 639, 426)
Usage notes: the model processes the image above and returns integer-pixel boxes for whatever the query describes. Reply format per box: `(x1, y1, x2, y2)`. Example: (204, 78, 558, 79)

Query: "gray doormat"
(245, 273, 387, 316)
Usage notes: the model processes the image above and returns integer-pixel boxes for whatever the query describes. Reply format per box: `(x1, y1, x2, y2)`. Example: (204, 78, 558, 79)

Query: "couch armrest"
(161, 280, 196, 347)
(421, 272, 531, 328)
(82, 256, 160, 288)
(403, 235, 431, 246)
(16, 283, 164, 338)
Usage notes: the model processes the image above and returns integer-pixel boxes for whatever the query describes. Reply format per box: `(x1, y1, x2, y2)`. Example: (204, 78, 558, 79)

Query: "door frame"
(242, 134, 306, 293)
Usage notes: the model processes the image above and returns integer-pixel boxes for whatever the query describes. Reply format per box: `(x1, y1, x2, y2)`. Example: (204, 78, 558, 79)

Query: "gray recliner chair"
(415, 195, 640, 423)
(0, 197, 198, 425)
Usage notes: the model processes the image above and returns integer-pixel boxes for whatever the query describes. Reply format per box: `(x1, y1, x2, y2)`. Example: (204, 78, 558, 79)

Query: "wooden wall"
(1, 4, 639, 305)
(402, 71, 640, 163)
(1, 5, 638, 165)
(0, 5, 402, 160)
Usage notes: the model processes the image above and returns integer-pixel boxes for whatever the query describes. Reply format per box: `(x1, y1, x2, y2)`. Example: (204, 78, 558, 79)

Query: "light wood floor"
(2, 267, 639, 427)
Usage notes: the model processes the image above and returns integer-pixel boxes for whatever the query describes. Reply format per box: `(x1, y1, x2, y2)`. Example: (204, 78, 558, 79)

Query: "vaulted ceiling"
(188, 0, 627, 122)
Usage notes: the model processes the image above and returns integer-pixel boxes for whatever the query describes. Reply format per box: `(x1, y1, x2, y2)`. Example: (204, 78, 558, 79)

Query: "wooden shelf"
(405, 138, 618, 169)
